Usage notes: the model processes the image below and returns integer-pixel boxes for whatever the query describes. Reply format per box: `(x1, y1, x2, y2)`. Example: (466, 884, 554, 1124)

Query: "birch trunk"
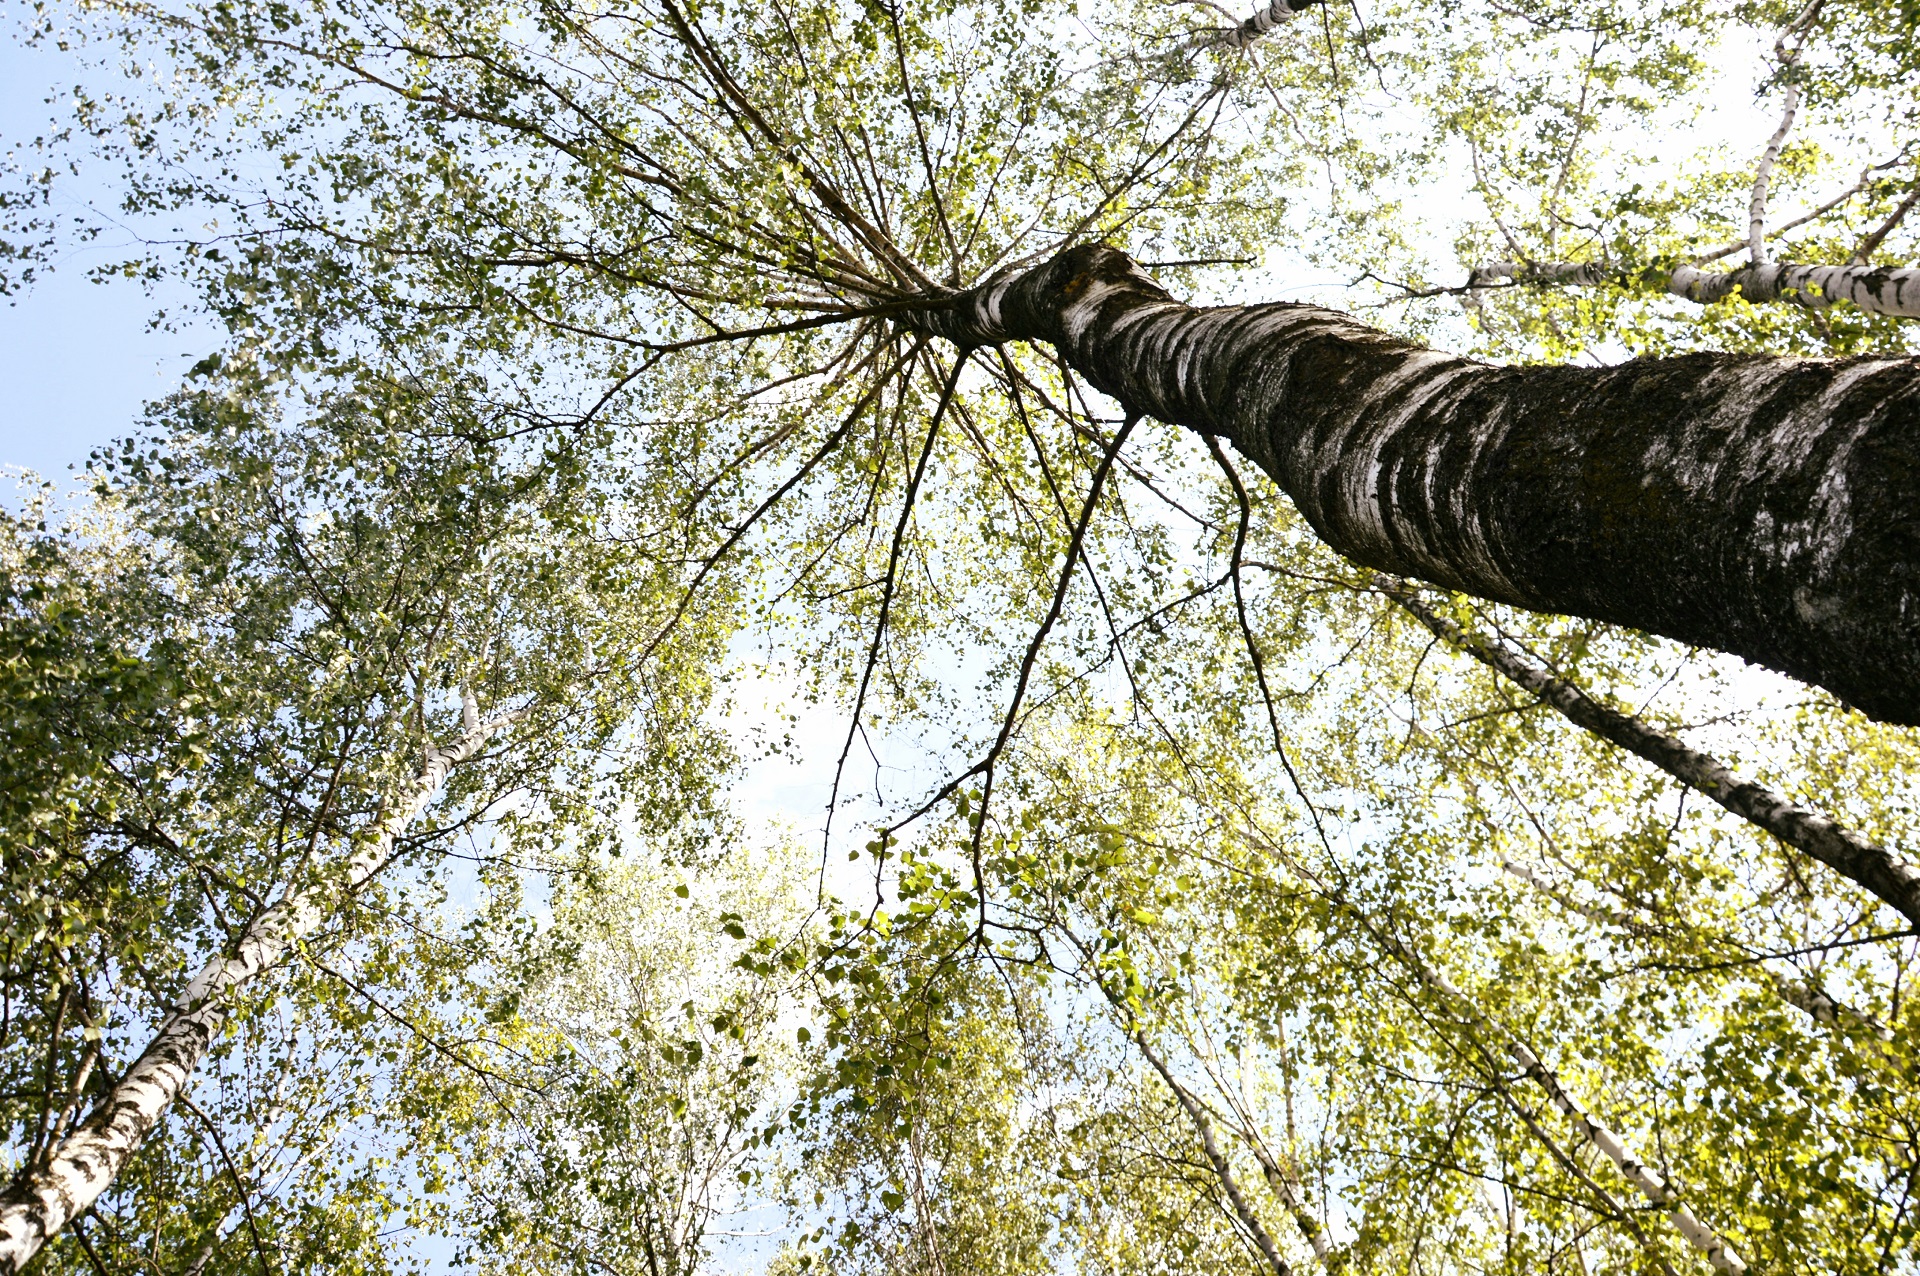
(1380, 581, 1920, 925)
(908, 244, 1920, 725)
(1371, 930, 1749, 1273)
(1241, 828, 1749, 1269)
(1198, 0, 1322, 50)
(1132, 1032, 1295, 1276)
(1244, 1139, 1334, 1264)
(1471, 259, 1920, 318)
(1502, 1040, 1746, 1273)
(0, 707, 515, 1276)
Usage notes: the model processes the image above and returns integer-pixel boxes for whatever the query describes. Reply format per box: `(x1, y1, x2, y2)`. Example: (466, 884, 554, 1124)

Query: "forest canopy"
(1, 0, 1918, 1273)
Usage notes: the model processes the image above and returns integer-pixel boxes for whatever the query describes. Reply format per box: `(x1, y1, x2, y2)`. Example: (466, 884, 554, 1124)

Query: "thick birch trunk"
(0, 708, 514, 1276)
(910, 245, 1920, 725)
(1472, 259, 1920, 318)
(1381, 581, 1920, 924)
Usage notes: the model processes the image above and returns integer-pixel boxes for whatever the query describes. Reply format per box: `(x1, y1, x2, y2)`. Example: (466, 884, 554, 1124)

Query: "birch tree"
(3, 0, 1919, 1269)
(0, 348, 734, 1273)
(6, 0, 1916, 718)
(450, 844, 814, 1276)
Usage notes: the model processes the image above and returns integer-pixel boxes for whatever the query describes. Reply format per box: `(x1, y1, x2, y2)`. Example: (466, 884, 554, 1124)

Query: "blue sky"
(0, 35, 214, 488)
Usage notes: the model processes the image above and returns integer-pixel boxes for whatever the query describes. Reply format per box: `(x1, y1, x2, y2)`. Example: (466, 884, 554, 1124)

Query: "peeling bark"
(0, 707, 516, 1276)
(1381, 581, 1920, 925)
(907, 244, 1920, 724)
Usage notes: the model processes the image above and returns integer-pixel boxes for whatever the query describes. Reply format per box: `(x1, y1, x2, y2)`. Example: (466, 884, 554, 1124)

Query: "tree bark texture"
(910, 245, 1920, 725)
(1204, 0, 1321, 49)
(0, 708, 514, 1276)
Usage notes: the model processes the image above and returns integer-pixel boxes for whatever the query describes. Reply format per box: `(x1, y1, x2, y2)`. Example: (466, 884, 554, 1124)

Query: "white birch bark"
(1747, 79, 1799, 267)
(0, 703, 517, 1276)
(1377, 579, 1920, 926)
(1501, 1039, 1745, 1273)
(1468, 261, 1616, 290)
(1669, 261, 1920, 316)
(1748, 0, 1826, 263)
(1132, 1032, 1295, 1276)
(1224, 1043, 1332, 1261)
(1190, 0, 1321, 50)
(1243, 1138, 1334, 1264)
(1468, 258, 1920, 318)
(1374, 934, 1749, 1274)
(1692, 164, 1878, 265)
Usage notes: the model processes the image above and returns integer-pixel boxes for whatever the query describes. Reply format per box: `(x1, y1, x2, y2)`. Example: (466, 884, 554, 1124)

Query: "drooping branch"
(1495, 858, 1894, 1041)
(905, 243, 1920, 725)
(0, 702, 520, 1276)
(961, 412, 1140, 916)
(1466, 258, 1920, 318)
(1377, 579, 1920, 926)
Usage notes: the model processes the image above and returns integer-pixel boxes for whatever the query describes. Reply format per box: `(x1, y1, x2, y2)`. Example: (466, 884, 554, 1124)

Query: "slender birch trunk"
(1500, 1039, 1744, 1273)
(907, 243, 1920, 725)
(1237, 831, 1748, 1269)
(1468, 259, 1920, 318)
(1243, 1136, 1334, 1264)
(0, 706, 516, 1276)
(1378, 580, 1920, 925)
(1131, 1031, 1295, 1276)
(1365, 926, 1749, 1273)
